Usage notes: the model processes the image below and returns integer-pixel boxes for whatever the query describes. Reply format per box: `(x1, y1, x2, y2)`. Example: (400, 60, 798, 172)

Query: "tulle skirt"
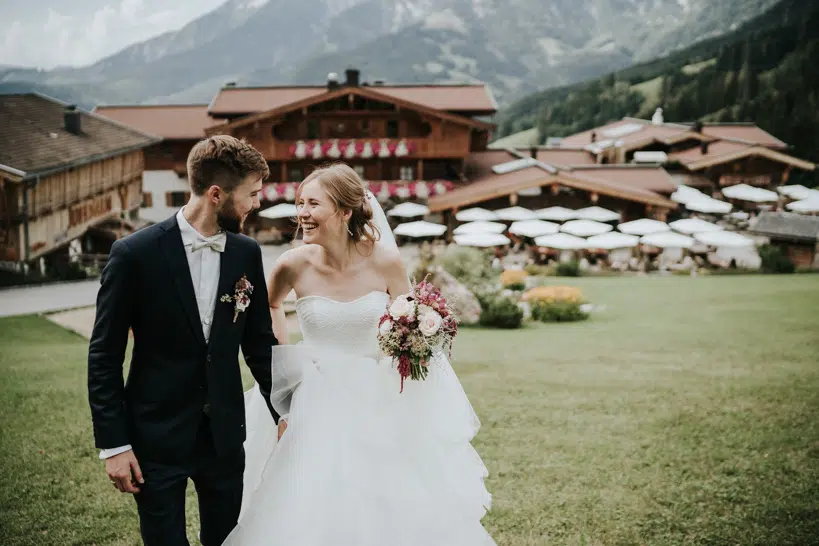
(223, 345, 496, 545)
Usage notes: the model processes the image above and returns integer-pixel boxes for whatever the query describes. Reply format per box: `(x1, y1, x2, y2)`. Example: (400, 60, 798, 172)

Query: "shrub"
(500, 269, 528, 290)
(524, 263, 555, 276)
(521, 285, 583, 304)
(433, 246, 498, 293)
(531, 300, 589, 322)
(556, 260, 581, 277)
(478, 295, 524, 329)
(759, 244, 795, 274)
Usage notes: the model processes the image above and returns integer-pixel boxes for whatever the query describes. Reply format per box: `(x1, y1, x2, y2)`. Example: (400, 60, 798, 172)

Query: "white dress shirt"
(99, 208, 225, 459)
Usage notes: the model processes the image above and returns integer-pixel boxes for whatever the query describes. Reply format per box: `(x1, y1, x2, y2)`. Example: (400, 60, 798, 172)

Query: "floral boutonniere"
(220, 274, 253, 323)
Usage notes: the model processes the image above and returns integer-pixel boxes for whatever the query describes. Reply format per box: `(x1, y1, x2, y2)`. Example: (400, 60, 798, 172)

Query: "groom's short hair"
(186, 135, 270, 195)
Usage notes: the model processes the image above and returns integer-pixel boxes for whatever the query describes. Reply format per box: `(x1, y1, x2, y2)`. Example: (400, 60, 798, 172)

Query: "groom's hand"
(277, 419, 288, 441)
(106, 450, 144, 494)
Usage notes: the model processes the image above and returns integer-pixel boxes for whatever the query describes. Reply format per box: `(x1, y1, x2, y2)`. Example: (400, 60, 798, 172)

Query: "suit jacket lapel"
(210, 232, 241, 346)
(159, 218, 207, 347)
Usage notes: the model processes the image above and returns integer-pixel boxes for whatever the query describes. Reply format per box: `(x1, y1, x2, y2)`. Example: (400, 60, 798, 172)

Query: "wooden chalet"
(0, 93, 159, 270)
(557, 112, 816, 196)
(749, 211, 819, 268)
(95, 69, 498, 221)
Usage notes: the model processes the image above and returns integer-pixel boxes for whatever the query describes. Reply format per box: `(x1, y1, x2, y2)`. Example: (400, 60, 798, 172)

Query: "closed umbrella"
(722, 183, 779, 203)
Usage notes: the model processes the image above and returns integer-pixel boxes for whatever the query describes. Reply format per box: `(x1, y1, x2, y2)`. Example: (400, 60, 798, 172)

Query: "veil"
(366, 190, 398, 253)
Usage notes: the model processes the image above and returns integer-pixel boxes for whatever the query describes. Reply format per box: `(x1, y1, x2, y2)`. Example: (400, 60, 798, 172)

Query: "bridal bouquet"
(377, 276, 459, 392)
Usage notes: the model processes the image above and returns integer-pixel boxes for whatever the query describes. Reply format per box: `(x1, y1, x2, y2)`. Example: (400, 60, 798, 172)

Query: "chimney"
(345, 67, 360, 87)
(590, 131, 597, 143)
(327, 72, 340, 90)
(64, 105, 81, 135)
(700, 140, 710, 155)
(652, 107, 664, 125)
(224, 81, 236, 88)
(693, 120, 703, 133)
(530, 146, 537, 158)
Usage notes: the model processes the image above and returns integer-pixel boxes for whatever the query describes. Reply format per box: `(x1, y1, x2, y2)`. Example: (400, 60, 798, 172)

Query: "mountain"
(493, 0, 819, 186)
(0, 0, 777, 108)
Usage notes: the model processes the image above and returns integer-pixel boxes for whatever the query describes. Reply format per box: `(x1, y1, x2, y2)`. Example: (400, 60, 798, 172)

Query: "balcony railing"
(262, 180, 455, 202)
(268, 137, 468, 160)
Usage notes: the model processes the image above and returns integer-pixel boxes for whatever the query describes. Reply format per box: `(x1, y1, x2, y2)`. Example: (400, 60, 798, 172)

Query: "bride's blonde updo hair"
(297, 162, 381, 246)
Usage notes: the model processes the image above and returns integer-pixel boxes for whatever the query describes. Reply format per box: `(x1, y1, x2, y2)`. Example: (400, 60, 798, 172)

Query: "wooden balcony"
(256, 136, 472, 161)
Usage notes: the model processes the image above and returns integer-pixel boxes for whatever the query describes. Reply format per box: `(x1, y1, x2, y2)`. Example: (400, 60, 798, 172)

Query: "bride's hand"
(277, 419, 288, 441)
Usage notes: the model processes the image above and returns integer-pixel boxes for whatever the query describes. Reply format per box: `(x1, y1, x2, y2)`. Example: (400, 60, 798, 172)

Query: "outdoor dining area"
(251, 181, 819, 274)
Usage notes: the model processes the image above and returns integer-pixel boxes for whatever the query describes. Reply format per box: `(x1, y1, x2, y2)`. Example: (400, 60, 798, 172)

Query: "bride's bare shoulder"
(371, 242, 404, 274)
(273, 244, 318, 275)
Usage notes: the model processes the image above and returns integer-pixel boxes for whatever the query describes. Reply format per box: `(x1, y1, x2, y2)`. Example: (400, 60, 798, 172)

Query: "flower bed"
(522, 285, 589, 323)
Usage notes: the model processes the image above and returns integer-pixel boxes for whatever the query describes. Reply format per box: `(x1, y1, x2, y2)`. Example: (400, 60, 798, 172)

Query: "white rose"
(417, 304, 432, 317)
(418, 310, 443, 337)
(389, 295, 415, 320)
(378, 319, 393, 335)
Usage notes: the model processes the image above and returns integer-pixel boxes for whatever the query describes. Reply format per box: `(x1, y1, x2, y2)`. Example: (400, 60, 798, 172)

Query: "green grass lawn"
(1, 275, 818, 545)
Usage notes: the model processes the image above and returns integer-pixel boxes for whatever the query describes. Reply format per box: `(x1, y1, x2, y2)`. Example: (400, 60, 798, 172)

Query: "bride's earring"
(346, 222, 353, 236)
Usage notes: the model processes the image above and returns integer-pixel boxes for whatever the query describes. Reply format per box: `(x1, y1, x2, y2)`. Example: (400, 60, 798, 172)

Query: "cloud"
(0, 0, 225, 69)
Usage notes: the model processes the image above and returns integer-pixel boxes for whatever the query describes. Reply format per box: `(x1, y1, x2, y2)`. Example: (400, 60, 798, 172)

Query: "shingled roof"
(749, 211, 819, 243)
(0, 93, 160, 180)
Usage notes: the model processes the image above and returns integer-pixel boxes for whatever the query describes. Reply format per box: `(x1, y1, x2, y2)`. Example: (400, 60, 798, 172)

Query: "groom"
(88, 135, 280, 545)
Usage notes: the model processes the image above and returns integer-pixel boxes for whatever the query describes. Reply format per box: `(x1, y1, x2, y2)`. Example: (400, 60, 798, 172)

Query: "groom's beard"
(217, 196, 244, 234)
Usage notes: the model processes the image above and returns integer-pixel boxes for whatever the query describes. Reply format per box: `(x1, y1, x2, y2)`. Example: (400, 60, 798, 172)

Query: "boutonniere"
(220, 274, 253, 323)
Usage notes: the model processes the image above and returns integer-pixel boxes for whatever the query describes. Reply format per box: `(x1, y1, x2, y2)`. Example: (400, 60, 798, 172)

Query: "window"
(166, 191, 188, 207)
(141, 192, 153, 208)
(289, 167, 304, 181)
(353, 165, 365, 179)
(387, 120, 399, 138)
(399, 166, 414, 181)
(307, 120, 320, 139)
(360, 119, 370, 135)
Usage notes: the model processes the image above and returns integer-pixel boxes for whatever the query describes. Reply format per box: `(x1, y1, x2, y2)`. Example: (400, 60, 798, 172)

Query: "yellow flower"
(500, 269, 528, 287)
(522, 285, 584, 304)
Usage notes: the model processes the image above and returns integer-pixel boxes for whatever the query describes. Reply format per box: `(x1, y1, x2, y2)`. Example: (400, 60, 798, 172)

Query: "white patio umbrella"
(259, 203, 297, 219)
(495, 206, 537, 222)
(575, 206, 620, 222)
(535, 206, 576, 221)
(455, 207, 499, 222)
(508, 219, 559, 238)
(387, 202, 429, 218)
(585, 232, 640, 249)
(730, 211, 750, 220)
(393, 221, 447, 238)
(453, 232, 511, 247)
(721, 183, 779, 203)
(693, 231, 755, 248)
(560, 219, 613, 237)
(671, 185, 708, 204)
(668, 218, 723, 234)
(639, 232, 695, 249)
(453, 221, 507, 235)
(785, 198, 819, 213)
(778, 185, 819, 201)
(617, 218, 670, 235)
(685, 197, 733, 214)
(533, 233, 588, 250)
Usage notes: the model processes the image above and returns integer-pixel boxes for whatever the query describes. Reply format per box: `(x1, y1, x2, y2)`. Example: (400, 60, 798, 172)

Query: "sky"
(0, 0, 228, 69)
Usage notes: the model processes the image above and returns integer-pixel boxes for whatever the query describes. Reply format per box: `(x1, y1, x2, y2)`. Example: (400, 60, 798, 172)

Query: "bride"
(223, 163, 496, 545)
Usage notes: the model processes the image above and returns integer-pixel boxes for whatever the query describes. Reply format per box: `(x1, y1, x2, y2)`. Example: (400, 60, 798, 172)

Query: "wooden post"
(417, 159, 424, 180)
(281, 162, 287, 182)
(509, 193, 518, 206)
(590, 192, 599, 203)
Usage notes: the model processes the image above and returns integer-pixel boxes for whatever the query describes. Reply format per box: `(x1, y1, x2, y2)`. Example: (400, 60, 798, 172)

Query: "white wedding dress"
(223, 290, 496, 545)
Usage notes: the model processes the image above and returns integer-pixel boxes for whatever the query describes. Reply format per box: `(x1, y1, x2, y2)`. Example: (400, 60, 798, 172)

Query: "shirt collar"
(176, 207, 225, 247)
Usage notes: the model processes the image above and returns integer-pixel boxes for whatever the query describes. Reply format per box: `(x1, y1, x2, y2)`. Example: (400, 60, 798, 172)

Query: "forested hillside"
(495, 0, 819, 186)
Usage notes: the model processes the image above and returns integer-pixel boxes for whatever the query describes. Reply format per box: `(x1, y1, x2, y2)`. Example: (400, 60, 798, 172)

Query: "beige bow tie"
(191, 234, 226, 253)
